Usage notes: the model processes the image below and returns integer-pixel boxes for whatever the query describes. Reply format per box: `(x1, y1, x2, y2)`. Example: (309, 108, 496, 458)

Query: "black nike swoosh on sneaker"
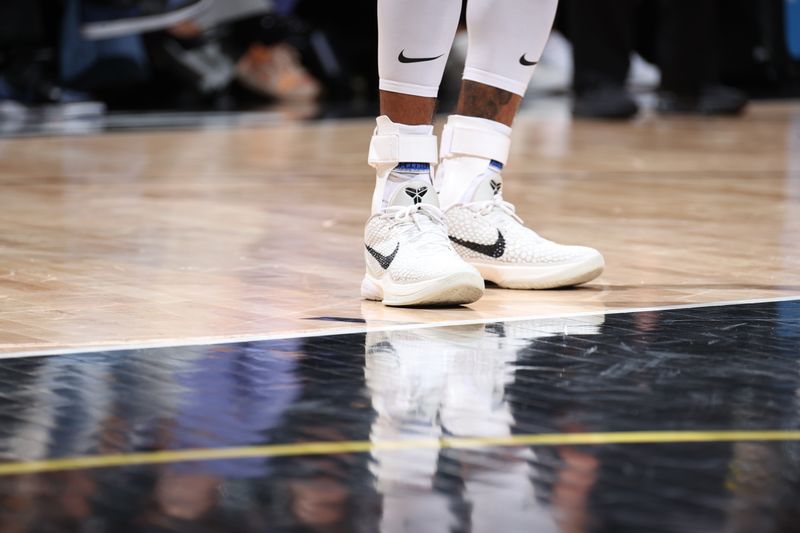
(398, 50, 445, 64)
(519, 54, 538, 66)
(450, 231, 505, 258)
(366, 242, 400, 269)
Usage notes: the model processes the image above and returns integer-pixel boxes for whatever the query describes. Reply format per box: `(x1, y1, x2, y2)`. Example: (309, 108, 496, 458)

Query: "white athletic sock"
(368, 117, 439, 214)
(381, 163, 434, 211)
(437, 115, 512, 209)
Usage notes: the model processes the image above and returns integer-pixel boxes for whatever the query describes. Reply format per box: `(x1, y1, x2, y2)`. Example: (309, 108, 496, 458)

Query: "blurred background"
(1, 0, 799, 135)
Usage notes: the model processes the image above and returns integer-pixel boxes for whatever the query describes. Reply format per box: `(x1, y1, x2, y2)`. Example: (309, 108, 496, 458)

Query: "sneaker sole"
(472, 254, 605, 289)
(361, 272, 484, 307)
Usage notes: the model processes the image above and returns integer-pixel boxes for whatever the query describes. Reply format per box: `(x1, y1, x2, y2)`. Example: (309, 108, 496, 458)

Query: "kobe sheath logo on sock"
(404, 186, 428, 204)
(366, 242, 399, 269)
(450, 231, 506, 258)
(398, 50, 444, 63)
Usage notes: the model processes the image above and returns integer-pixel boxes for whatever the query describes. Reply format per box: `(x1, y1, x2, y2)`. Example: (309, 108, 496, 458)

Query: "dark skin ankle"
(455, 80, 521, 127)
(381, 81, 520, 127)
(380, 91, 437, 125)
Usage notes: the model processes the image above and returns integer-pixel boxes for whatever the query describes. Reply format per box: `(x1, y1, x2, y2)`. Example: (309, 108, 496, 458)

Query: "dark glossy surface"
(1, 301, 800, 532)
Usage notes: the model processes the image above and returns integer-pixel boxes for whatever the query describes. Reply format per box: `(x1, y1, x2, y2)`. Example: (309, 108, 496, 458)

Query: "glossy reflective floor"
(1, 300, 799, 532)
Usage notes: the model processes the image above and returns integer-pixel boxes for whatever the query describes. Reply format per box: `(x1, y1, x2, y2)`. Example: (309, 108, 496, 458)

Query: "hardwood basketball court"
(1, 101, 798, 355)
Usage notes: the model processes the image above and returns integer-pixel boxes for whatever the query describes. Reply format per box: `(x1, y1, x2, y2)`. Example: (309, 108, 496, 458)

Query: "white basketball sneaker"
(362, 116, 484, 307)
(437, 115, 604, 289)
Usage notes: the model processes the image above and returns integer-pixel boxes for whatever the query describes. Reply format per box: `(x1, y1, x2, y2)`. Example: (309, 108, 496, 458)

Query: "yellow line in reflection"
(1, 430, 799, 477)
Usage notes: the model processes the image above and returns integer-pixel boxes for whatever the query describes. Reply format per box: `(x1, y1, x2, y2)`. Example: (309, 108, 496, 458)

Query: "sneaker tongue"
(469, 169, 504, 203)
(387, 175, 439, 208)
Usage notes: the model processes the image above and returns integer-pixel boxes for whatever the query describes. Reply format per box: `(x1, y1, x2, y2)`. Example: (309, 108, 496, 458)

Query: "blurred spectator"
(2, 0, 798, 125)
(0, 0, 324, 119)
(0, 0, 117, 135)
(562, 0, 749, 119)
(145, 0, 320, 104)
(79, 0, 213, 39)
(291, 0, 378, 102)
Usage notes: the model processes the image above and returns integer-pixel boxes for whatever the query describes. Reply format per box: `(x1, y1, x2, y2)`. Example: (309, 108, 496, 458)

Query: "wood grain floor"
(1, 102, 799, 355)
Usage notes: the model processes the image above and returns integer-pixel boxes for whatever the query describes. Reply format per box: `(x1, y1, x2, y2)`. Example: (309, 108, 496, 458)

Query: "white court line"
(1, 295, 799, 360)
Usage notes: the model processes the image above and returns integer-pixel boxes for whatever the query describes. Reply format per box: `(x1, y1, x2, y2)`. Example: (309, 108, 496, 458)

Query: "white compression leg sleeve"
(464, 0, 559, 96)
(377, 0, 463, 98)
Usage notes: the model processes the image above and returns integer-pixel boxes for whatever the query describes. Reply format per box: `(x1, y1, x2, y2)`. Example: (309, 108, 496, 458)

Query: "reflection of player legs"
(435, 317, 608, 532)
(365, 329, 457, 533)
(434, 323, 557, 532)
(365, 323, 552, 531)
(437, 0, 604, 290)
(465, 447, 558, 533)
(435, 322, 558, 532)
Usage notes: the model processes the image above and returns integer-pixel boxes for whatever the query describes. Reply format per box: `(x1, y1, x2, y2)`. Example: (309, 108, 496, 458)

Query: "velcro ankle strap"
(368, 133, 438, 168)
(440, 123, 511, 165)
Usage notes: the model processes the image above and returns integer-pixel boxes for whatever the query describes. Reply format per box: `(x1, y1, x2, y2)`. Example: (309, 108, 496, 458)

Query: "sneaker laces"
(464, 195, 549, 244)
(381, 203, 452, 249)
(383, 202, 445, 224)
(466, 196, 524, 224)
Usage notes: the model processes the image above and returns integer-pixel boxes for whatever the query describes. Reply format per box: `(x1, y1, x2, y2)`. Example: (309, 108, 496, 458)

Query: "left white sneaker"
(442, 166, 604, 289)
(363, 116, 484, 307)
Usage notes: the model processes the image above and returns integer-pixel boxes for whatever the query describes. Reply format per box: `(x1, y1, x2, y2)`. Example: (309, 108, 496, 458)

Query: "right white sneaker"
(443, 169, 604, 289)
(436, 114, 604, 290)
(361, 176, 484, 307)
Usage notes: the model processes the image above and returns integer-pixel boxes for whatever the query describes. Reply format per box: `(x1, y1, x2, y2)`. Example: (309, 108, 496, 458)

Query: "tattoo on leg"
(456, 80, 521, 126)
(380, 90, 437, 125)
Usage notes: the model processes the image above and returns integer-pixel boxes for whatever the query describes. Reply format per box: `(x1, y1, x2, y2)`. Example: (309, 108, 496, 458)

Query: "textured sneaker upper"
(365, 174, 477, 284)
(445, 171, 600, 266)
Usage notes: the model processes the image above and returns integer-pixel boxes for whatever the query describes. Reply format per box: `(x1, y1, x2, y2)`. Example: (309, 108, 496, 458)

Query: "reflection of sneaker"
(236, 43, 320, 101)
(444, 170, 604, 289)
(365, 324, 560, 533)
(364, 323, 506, 442)
(81, 0, 213, 40)
(490, 314, 605, 341)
